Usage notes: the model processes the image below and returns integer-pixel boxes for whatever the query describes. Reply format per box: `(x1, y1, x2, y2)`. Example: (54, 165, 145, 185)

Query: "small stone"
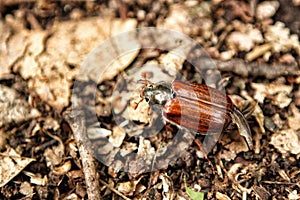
(70, 8, 85, 20)
(279, 54, 296, 65)
(137, 10, 146, 21)
(220, 50, 235, 61)
(256, 1, 279, 20)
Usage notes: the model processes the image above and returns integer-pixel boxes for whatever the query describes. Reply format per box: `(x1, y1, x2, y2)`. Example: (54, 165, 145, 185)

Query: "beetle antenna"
(132, 97, 144, 110)
(137, 79, 152, 86)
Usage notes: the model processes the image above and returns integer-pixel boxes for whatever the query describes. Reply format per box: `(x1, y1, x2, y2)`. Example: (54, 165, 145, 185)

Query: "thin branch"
(64, 110, 101, 200)
(213, 58, 300, 79)
(262, 181, 299, 185)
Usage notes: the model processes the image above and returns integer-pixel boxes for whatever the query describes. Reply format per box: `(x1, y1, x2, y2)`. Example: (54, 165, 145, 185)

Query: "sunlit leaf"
(184, 175, 204, 200)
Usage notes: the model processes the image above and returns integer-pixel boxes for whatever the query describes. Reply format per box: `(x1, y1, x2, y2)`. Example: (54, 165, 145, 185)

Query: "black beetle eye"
(171, 91, 176, 98)
(148, 85, 154, 90)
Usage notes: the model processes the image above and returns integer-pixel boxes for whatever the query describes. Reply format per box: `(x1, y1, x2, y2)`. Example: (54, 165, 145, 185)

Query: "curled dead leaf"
(216, 192, 231, 200)
(53, 160, 72, 175)
(117, 176, 144, 196)
(160, 173, 175, 200)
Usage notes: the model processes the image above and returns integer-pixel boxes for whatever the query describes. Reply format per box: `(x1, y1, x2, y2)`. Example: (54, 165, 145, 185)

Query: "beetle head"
(141, 81, 172, 106)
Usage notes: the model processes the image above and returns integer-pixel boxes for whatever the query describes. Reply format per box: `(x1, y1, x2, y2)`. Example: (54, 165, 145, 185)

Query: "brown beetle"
(141, 80, 253, 150)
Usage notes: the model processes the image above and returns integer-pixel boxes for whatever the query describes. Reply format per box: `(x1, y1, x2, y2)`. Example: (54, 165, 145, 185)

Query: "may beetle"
(140, 80, 253, 150)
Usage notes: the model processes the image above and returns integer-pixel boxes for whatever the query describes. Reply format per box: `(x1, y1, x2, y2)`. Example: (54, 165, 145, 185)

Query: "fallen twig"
(64, 110, 101, 200)
(262, 181, 299, 185)
(214, 58, 300, 79)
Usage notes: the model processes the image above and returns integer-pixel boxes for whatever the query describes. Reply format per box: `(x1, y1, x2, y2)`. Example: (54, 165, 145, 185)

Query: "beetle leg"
(230, 107, 253, 150)
(194, 138, 209, 159)
(165, 123, 175, 134)
(202, 134, 220, 153)
(194, 138, 215, 171)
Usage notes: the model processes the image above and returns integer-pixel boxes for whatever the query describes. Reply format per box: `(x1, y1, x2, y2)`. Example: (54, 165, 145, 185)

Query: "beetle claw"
(230, 107, 253, 150)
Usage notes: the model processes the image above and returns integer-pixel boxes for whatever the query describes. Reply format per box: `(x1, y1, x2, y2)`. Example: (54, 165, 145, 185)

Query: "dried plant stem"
(64, 110, 101, 200)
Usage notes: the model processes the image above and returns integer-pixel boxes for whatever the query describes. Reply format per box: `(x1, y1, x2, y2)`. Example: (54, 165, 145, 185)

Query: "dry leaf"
(126, 93, 150, 124)
(15, 31, 49, 79)
(0, 85, 40, 128)
(157, 4, 191, 34)
(270, 129, 300, 155)
(30, 175, 47, 186)
(252, 103, 265, 134)
(137, 137, 155, 157)
(109, 126, 126, 148)
(67, 170, 84, 179)
(19, 181, 34, 196)
(87, 126, 112, 140)
(79, 27, 140, 83)
(159, 43, 191, 76)
(158, 3, 213, 38)
(23, 171, 48, 186)
(0, 21, 27, 79)
(288, 104, 300, 131)
(272, 92, 293, 108)
(53, 160, 72, 175)
(288, 190, 300, 200)
(96, 142, 114, 155)
(218, 139, 249, 161)
(265, 22, 300, 55)
(117, 176, 143, 196)
(44, 145, 64, 167)
(160, 173, 175, 200)
(0, 148, 35, 187)
(253, 185, 271, 200)
(216, 192, 231, 200)
(251, 82, 293, 104)
(65, 193, 80, 200)
(43, 117, 60, 131)
(227, 24, 263, 52)
(119, 142, 138, 157)
(272, 113, 284, 130)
